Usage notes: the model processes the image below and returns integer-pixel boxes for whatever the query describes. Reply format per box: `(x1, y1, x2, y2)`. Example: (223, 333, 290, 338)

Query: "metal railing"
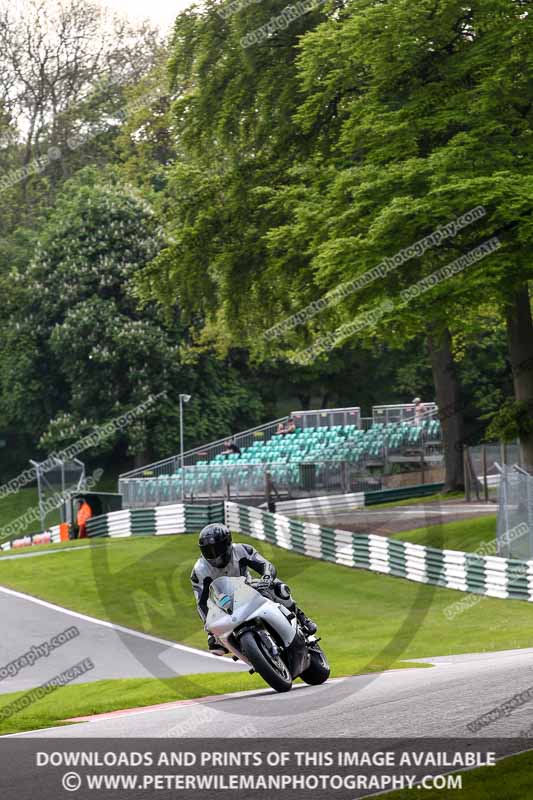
(119, 405, 442, 505)
(468, 442, 521, 481)
(120, 416, 289, 480)
(291, 407, 361, 429)
(119, 423, 443, 508)
(120, 406, 362, 481)
(120, 459, 382, 508)
(372, 403, 438, 425)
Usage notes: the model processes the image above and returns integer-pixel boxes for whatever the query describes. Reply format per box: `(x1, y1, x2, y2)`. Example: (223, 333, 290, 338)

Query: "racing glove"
(250, 575, 274, 593)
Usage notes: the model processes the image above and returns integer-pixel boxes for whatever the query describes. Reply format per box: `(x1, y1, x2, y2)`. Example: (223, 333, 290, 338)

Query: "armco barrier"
(224, 501, 533, 602)
(271, 492, 365, 516)
(364, 483, 444, 506)
(262, 483, 444, 516)
(86, 503, 224, 539)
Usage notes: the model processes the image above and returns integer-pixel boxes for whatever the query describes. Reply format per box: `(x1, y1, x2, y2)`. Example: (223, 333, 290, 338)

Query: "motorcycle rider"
(191, 523, 318, 655)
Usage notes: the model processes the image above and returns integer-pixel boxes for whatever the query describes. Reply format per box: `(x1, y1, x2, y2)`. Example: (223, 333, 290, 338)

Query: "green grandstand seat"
(158, 477, 171, 501)
(131, 416, 439, 501)
(134, 481, 147, 505)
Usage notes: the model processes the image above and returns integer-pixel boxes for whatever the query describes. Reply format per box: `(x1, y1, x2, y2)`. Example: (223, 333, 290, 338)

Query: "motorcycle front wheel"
(299, 643, 330, 685)
(239, 630, 293, 693)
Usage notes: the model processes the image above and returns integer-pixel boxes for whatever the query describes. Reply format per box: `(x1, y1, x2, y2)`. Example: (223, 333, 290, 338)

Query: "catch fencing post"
(482, 445, 489, 503)
(420, 451, 426, 485)
(463, 446, 471, 502)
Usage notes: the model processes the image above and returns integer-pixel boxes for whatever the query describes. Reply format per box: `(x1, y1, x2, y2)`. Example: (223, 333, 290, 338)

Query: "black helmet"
(199, 524, 232, 568)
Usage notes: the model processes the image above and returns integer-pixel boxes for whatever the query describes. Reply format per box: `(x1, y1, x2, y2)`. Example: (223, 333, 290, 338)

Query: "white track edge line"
(0, 585, 226, 663)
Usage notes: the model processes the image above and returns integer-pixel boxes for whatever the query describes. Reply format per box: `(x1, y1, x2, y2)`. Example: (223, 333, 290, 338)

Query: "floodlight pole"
(179, 394, 192, 502)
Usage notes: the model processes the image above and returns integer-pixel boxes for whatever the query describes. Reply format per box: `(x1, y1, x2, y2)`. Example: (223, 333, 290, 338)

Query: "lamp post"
(179, 394, 192, 502)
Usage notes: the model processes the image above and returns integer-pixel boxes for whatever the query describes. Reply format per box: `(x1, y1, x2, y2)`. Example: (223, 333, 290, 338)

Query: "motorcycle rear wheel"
(239, 630, 292, 693)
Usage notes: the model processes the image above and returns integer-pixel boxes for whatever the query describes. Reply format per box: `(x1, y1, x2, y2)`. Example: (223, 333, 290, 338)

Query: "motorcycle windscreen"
(207, 576, 242, 615)
(206, 576, 267, 627)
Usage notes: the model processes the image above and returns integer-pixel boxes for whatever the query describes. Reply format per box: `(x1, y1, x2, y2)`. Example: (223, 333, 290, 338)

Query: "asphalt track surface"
(17, 647, 533, 738)
(0, 586, 246, 696)
(0, 502, 516, 743)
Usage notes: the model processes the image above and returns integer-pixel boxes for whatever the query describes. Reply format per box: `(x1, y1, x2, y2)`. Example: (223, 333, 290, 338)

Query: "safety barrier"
(3, 499, 528, 605)
(224, 502, 533, 602)
(0, 504, 225, 549)
(270, 492, 366, 516)
(364, 482, 444, 505)
(0, 524, 61, 552)
(269, 484, 444, 515)
(86, 502, 224, 539)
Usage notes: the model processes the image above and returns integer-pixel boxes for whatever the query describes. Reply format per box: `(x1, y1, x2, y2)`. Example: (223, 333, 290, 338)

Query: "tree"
(0, 0, 163, 231)
(138, 0, 329, 336)
(138, 0, 366, 412)
(147, 0, 533, 485)
(0, 169, 265, 467)
(0, 0, 162, 154)
(291, 0, 533, 473)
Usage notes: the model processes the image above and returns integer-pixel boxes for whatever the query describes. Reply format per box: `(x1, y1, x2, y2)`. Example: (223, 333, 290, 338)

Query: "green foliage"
(156, 0, 533, 361)
(142, 0, 329, 348)
(486, 399, 533, 443)
(1, 171, 265, 461)
(1, 0, 532, 477)
(3, 517, 533, 738)
(138, 0, 531, 467)
(286, 0, 533, 345)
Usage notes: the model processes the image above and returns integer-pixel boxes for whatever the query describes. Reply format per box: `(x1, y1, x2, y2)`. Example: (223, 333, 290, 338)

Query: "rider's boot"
(295, 608, 318, 635)
(208, 634, 228, 656)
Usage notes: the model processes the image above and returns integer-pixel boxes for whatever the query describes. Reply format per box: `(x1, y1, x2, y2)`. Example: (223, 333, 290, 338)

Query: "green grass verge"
(376, 750, 533, 799)
(0, 520, 530, 735)
(0, 487, 58, 541)
(0, 533, 431, 674)
(366, 490, 465, 509)
(392, 515, 497, 553)
(0, 527, 527, 665)
(0, 673, 268, 736)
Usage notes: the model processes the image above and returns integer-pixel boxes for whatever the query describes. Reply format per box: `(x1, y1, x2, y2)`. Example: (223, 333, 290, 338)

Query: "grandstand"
(119, 404, 442, 507)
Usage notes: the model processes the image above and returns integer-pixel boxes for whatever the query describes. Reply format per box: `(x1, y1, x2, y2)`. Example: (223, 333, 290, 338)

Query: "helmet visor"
(200, 540, 228, 561)
(201, 539, 232, 566)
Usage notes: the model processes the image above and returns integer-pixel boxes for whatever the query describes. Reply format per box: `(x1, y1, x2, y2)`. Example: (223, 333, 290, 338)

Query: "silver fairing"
(205, 577, 297, 663)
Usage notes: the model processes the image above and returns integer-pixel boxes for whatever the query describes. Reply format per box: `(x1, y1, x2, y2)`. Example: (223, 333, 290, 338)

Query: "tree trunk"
(427, 327, 465, 492)
(134, 449, 151, 469)
(507, 284, 533, 471)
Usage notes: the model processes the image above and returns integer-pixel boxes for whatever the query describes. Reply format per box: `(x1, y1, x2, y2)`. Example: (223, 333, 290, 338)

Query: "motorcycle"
(205, 576, 330, 693)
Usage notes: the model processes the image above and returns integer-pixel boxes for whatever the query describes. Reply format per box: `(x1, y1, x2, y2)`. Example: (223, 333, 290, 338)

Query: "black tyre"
(239, 630, 292, 693)
(300, 644, 330, 685)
